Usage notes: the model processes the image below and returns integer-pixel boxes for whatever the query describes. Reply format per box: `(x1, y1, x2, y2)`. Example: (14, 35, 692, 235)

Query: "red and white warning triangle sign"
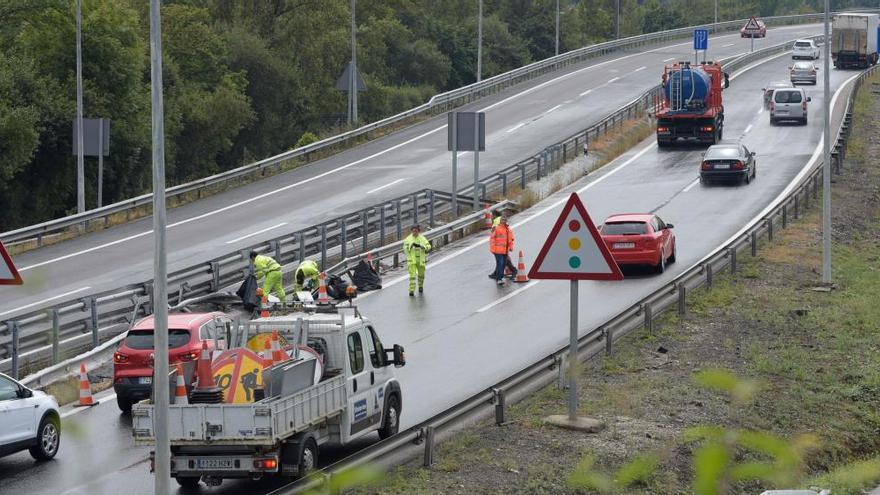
(743, 16, 761, 31)
(528, 193, 623, 281)
(0, 241, 23, 285)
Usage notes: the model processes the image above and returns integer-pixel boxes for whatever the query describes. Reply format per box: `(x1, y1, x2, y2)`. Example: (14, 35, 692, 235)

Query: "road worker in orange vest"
(488, 209, 517, 279)
(489, 216, 516, 286)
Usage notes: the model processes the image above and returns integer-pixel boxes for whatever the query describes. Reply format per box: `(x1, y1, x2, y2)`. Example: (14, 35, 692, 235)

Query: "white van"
(770, 88, 811, 125)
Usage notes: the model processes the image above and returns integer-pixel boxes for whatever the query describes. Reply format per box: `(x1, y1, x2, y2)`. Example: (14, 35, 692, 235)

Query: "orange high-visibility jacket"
(489, 224, 514, 254)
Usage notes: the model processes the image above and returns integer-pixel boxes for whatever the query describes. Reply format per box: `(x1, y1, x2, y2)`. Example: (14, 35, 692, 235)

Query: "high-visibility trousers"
(408, 263, 425, 292)
(263, 270, 285, 301)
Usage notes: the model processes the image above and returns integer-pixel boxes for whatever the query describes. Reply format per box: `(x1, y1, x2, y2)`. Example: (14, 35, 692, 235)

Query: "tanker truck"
(655, 61, 729, 147)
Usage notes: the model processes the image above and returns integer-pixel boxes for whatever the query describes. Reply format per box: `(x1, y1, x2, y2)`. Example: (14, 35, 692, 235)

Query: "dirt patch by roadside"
(345, 77, 880, 495)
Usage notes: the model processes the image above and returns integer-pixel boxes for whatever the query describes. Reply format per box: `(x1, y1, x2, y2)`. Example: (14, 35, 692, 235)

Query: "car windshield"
(775, 90, 803, 103)
(602, 222, 647, 235)
(124, 329, 191, 349)
(704, 147, 741, 160)
(794, 41, 812, 47)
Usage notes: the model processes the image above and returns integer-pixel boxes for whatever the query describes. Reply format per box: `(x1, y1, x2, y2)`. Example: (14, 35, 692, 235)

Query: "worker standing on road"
(489, 210, 517, 279)
(403, 225, 431, 297)
(250, 251, 286, 302)
(293, 259, 320, 292)
(490, 216, 515, 286)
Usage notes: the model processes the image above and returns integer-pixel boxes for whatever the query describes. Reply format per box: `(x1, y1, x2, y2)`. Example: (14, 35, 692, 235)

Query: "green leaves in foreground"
(303, 465, 383, 495)
(567, 453, 661, 493)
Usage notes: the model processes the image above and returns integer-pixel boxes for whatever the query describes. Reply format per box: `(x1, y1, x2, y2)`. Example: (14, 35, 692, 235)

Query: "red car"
(113, 312, 232, 413)
(599, 214, 676, 273)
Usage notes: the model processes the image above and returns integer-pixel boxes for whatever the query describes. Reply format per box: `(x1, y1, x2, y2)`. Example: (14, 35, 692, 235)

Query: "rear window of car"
(793, 62, 814, 69)
(794, 41, 812, 47)
(704, 147, 741, 160)
(602, 222, 648, 235)
(774, 90, 803, 103)
(124, 329, 191, 349)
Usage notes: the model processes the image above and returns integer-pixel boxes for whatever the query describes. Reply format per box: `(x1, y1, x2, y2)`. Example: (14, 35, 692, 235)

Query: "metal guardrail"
(0, 11, 844, 249)
(272, 44, 874, 495)
(1, 34, 818, 381)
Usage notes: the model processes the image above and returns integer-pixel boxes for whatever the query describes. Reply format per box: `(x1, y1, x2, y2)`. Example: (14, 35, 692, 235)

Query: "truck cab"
(132, 304, 405, 488)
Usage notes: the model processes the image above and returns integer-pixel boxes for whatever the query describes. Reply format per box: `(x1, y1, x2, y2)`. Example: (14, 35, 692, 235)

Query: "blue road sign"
(694, 29, 708, 51)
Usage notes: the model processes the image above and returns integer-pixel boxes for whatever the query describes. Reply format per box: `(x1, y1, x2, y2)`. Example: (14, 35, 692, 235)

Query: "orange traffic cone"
(74, 363, 97, 407)
(174, 364, 188, 405)
(259, 293, 270, 318)
(317, 272, 331, 304)
(262, 339, 273, 366)
(515, 250, 530, 283)
(194, 341, 216, 390)
(482, 205, 493, 230)
(271, 329, 287, 364)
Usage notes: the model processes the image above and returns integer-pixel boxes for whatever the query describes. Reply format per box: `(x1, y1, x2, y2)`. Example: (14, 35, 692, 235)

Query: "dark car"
(700, 142, 756, 184)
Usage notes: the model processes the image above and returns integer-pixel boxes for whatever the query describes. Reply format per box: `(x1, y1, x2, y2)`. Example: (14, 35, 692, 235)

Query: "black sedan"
(700, 142, 756, 185)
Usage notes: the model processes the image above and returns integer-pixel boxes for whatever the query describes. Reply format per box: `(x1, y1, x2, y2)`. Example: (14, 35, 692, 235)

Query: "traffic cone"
(482, 205, 493, 230)
(174, 364, 188, 405)
(189, 342, 224, 404)
(74, 363, 97, 407)
(515, 250, 530, 283)
(271, 329, 286, 364)
(259, 293, 270, 318)
(262, 339, 273, 366)
(317, 272, 331, 304)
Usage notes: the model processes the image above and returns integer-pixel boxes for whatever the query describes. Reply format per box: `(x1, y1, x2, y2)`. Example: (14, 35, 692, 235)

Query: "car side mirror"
(666, 223, 675, 229)
(17, 387, 32, 399)
(751, 151, 756, 156)
(807, 97, 812, 102)
(723, 73, 730, 89)
(384, 344, 406, 368)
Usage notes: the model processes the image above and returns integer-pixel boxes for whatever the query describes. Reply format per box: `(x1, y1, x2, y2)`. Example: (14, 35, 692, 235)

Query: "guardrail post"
(210, 262, 220, 292)
(340, 220, 347, 260)
(396, 200, 403, 240)
(380, 207, 387, 244)
(428, 191, 435, 228)
(480, 183, 487, 203)
(144, 282, 154, 315)
(644, 303, 653, 333)
(494, 388, 506, 425)
(803, 184, 809, 210)
(49, 309, 60, 364)
(605, 328, 613, 356)
(294, 232, 304, 264)
(794, 194, 800, 219)
(750, 232, 757, 257)
(423, 425, 435, 467)
(729, 247, 737, 275)
(90, 297, 99, 347)
(706, 263, 713, 288)
(320, 225, 327, 269)
(678, 284, 686, 317)
(501, 174, 508, 197)
(767, 218, 774, 242)
(813, 175, 818, 200)
(271, 240, 281, 264)
(7, 321, 19, 379)
(362, 210, 369, 252)
(519, 164, 527, 188)
(412, 194, 419, 226)
(782, 204, 788, 229)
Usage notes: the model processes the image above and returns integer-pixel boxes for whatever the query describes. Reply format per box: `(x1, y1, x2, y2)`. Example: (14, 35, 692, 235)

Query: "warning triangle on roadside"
(528, 193, 623, 281)
(0, 241, 23, 285)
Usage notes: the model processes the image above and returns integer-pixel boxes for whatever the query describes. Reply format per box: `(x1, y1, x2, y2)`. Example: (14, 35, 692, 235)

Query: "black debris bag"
(236, 274, 260, 311)
(351, 260, 382, 291)
(324, 274, 350, 300)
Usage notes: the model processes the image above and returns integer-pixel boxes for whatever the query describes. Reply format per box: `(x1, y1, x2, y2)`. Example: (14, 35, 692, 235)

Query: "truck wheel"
(117, 397, 133, 415)
(299, 439, 318, 476)
(175, 476, 201, 488)
(378, 394, 401, 440)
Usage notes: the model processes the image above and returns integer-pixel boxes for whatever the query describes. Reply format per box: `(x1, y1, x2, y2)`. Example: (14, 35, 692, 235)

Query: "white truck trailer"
(132, 305, 405, 488)
(832, 13, 880, 69)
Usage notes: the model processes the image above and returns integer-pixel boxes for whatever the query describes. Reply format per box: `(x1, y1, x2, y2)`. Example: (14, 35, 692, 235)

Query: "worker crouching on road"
(490, 216, 515, 286)
(250, 251, 286, 302)
(403, 225, 431, 297)
(294, 259, 320, 292)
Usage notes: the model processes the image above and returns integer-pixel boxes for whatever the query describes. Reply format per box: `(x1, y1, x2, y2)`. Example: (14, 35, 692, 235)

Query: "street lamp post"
(350, 0, 358, 125)
(555, 0, 560, 56)
(822, 0, 832, 283)
(477, 0, 483, 82)
(75, 0, 84, 216)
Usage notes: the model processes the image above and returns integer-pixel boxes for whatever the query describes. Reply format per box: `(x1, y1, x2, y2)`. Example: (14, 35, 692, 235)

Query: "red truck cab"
(656, 61, 729, 147)
(113, 312, 232, 413)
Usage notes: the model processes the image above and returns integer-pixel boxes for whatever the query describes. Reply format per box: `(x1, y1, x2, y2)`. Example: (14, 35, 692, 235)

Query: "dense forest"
(0, 0, 869, 230)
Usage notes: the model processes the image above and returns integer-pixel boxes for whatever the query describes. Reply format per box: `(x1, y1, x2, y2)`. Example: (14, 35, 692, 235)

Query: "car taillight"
(802, 101, 807, 111)
(700, 126, 714, 132)
(734, 161, 745, 170)
(253, 458, 278, 470)
(178, 351, 199, 362)
(770, 102, 775, 111)
(701, 161, 711, 170)
(810, 70, 816, 75)
(657, 126, 669, 132)
(114, 352, 129, 364)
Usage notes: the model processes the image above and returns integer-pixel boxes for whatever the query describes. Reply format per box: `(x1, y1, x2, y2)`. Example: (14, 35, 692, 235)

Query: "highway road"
(0, 23, 822, 321)
(0, 44, 857, 494)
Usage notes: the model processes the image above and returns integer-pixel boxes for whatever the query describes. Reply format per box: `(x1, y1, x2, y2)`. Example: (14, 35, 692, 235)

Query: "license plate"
(139, 377, 152, 385)
(197, 459, 234, 469)
(613, 242, 635, 249)
(713, 163, 730, 169)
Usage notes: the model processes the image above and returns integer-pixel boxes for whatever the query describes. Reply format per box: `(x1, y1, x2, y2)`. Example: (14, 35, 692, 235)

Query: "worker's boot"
(418, 287, 423, 294)
(409, 291, 414, 297)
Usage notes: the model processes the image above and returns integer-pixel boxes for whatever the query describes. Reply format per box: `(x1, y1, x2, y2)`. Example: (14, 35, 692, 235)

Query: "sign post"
(694, 28, 708, 64)
(447, 112, 486, 215)
(529, 193, 623, 428)
(0, 241, 23, 285)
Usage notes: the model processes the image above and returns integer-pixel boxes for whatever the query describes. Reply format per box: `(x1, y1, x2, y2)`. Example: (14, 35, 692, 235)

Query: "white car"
(792, 39, 820, 59)
(0, 372, 61, 460)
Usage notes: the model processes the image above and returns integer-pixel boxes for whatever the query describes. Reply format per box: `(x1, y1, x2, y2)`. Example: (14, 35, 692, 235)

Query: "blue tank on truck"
(663, 66, 712, 109)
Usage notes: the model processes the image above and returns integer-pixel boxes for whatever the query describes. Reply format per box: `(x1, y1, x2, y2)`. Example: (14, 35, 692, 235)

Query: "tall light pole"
(555, 0, 560, 56)
(349, 0, 358, 125)
(477, 0, 483, 82)
(822, 0, 832, 284)
(75, 0, 84, 216)
(149, 0, 170, 493)
(714, 0, 718, 33)
(615, 0, 620, 39)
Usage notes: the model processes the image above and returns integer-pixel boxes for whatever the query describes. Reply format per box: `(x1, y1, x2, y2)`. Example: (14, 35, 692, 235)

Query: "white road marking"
(663, 57, 676, 62)
(545, 104, 563, 114)
(723, 43, 736, 47)
(757, 107, 764, 114)
(476, 281, 541, 312)
(507, 122, 526, 133)
(366, 178, 406, 194)
(744, 124, 753, 134)
(0, 287, 92, 318)
(61, 391, 117, 419)
(633, 66, 647, 72)
(18, 26, 814, 270)
(224, 222, 287, 244)
(580, 89, 593, 96)
(607, 77, 620, 84)
(683, 178, 701, 192)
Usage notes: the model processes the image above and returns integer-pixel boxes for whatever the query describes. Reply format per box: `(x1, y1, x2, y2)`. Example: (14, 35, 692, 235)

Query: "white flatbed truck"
(132, 305, 405, 488)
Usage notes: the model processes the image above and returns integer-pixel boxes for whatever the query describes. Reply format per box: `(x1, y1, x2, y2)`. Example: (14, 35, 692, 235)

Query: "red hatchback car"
(599, 214, 677, 273)
(113, 312, 232, 413)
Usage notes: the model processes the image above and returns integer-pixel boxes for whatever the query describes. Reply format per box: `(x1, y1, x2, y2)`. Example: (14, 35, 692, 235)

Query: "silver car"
(790, 61, 818, 85)
(770, 88, 811, 125)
